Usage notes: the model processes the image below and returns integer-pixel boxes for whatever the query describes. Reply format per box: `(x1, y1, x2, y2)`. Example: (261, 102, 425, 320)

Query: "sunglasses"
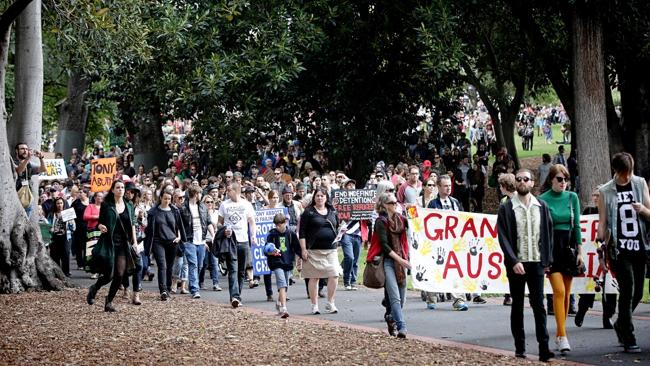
(427, 184, 435, 187)
(275, 173, 281, 175)
(515, 177, 531, 183)
(205, 200, 214, 204)
(386, 189, 395, 192)
(386, 201, 397, 205)
(555, 176, 567, 183)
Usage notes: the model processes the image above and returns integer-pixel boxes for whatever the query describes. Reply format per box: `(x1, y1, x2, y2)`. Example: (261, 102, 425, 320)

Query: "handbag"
(564, 200, 586, 276)
(363, 255, 385, 289)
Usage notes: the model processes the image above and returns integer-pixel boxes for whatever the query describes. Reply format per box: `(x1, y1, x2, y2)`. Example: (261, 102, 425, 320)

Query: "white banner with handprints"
(406, 206, 618, 294)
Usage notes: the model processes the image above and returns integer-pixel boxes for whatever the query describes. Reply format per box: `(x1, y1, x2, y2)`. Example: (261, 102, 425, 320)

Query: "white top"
(189, 203, 203, 245)
(219, 199, 255, 242)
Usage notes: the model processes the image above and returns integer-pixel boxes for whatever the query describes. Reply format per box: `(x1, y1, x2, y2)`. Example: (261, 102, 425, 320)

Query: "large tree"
(0, 0, 66, 293)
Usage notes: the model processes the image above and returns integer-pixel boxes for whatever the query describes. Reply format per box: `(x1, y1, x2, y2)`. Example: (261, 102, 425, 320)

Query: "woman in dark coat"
(86, 180, 138, 312)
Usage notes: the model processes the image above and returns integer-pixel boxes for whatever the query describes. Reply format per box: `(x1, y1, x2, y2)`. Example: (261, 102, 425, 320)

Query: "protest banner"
(331, 189, 376, 221)
(90, 157, 117, 192)
(408, 206, 617, 294)
(39, 159, 68, 181)
(252, 207, 288, 276)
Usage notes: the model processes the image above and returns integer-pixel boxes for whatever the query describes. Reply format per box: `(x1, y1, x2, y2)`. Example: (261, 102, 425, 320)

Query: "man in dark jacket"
(497, 168, 554, 362)
(178, 186, 210, 298)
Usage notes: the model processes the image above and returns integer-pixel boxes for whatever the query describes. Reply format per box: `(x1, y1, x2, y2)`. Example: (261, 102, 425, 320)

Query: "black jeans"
(49, 234, 70, 275)
(507, 262, 550, 354)
(612, 252, 646, 345)
(152, 240, 177, 294)
(577, 293, 617, 318)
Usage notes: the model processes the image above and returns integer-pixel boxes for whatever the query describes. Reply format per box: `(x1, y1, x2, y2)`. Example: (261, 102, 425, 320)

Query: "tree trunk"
(55, 71, 90, 161)
(132, 115, 168, 171)
(0, 3, 67, 293)
(572, 3, 611, 207)
(619, 61, 650, 180)
(7, 0, 42, 152)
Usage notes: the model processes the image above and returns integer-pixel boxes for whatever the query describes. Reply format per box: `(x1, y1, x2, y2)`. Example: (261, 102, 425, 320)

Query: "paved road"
(71, 269, 650, 365)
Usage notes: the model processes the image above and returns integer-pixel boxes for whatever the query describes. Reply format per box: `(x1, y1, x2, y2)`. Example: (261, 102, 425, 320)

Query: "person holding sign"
(299, 187, 341, 315)
(48, 197, 76, 277)
(497, 169, 555, 362)
(539, 164, 582, 354)
(265, 213, 301, 318)
(597, 153, 650, 353)
(86, 180, 138, 312)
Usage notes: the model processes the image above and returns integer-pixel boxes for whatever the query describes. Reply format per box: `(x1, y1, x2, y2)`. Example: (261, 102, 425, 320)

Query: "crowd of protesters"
(13, 100, 650, 361)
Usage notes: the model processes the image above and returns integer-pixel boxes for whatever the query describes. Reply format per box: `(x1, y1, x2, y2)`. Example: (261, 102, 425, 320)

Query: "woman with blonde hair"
(373, 192, 410, 338)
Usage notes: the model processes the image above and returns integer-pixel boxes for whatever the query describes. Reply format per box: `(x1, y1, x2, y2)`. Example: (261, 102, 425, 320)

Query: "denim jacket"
(599, 175, 649, 251)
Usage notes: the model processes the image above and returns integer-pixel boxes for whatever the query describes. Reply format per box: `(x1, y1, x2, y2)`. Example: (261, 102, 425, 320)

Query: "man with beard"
(497, 169, 554, 362)
(14, 142, 46, 214)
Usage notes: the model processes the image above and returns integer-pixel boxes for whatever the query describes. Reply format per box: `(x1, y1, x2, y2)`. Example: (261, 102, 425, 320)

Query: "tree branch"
(0, 0, 34, 39)
(505, 0, 575, 120)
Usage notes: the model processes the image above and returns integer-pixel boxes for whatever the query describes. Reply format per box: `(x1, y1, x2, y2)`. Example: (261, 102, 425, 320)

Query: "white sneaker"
(557, 336, 571, 352)
(311, 304, 320, 315)
(280, 306, 289, 318)
(345, 285, 353, 291)
(325, 302, 338, 314)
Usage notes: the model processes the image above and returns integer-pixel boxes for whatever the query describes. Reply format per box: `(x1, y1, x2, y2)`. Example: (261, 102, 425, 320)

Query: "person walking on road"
(374, 192, 410, 338)
(597, 152, 650, 353)
(497, 169, 555, 362)
(299, 187, 341, 315)
(539, 164, 582, 354)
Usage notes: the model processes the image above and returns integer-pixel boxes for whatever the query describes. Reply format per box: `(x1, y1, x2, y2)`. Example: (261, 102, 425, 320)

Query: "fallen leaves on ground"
(0, 288, 552, 365)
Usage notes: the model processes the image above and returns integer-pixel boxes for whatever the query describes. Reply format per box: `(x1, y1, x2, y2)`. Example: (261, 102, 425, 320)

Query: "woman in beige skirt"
(299, 187, 341, 314)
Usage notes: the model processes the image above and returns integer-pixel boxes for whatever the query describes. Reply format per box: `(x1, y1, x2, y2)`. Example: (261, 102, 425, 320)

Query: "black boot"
(384, 313, 397, 336)
(574, 307, 587, 327)
(86, 284, 97, 305)
(104, 297, 117, 312)
(602, 316, 613, 329)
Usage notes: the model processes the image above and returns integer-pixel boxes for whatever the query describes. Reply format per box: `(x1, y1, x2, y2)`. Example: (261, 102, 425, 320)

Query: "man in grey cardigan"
(497, 168, 554, 362)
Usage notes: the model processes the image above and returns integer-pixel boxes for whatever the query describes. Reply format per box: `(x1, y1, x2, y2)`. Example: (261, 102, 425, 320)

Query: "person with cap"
(243, 185, 266, 210)
(281, 186, 303, 233)
(265, 212, 301, 318)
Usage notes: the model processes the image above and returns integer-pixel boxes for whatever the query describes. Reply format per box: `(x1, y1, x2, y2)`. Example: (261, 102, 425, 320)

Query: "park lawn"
(513, 124, 567, 159)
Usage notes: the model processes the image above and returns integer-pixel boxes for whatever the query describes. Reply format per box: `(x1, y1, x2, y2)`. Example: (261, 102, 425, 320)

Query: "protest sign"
(252, 208, 288, 276)
(408, 207, 616, 294)
(60, 208, 77, 222)
(39, 159, 68, 180)
(90, 157, 117, 192)
(331, 189, 376, 221)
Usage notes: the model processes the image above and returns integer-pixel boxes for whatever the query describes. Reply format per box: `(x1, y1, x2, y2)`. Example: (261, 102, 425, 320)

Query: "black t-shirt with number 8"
(616, 183, 642, 253)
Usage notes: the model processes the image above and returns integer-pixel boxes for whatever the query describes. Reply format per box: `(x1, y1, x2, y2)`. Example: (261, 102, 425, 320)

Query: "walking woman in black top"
(144, 189, 185, 301)
(86, 180, 138, 312)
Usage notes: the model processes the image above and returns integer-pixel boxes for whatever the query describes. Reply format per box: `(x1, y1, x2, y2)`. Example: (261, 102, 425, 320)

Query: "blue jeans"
(173, 253, 188, 281)
(384, 257, 407, 332)
(341, 234, 362, 286)
(184, 243, 206, 294)
(210, 253, 220, 285)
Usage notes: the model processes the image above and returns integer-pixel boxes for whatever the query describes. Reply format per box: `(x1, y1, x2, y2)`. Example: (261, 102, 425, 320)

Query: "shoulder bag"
(564, 199, 586, 276)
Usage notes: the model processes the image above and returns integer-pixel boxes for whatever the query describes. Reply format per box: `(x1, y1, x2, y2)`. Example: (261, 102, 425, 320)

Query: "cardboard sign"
(409, 207, 617, 294)
(90, 157, 117, 192)
(39, 159, 68, 180)
(60, 208, 77, 222)
(331, 189, 376, 221)
(252, 208, 288, 276)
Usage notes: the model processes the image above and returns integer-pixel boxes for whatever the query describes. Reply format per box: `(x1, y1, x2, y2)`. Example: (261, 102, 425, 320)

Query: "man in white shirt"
(219, 182, 257, 308)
